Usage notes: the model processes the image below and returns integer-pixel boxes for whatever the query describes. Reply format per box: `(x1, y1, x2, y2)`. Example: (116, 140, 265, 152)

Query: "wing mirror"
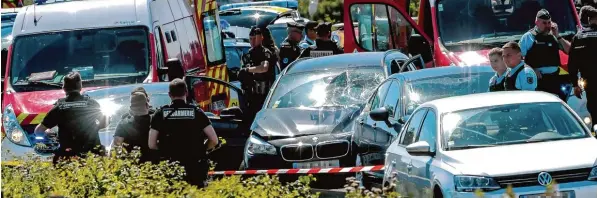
(406, 141, 434, 156)
(158, 58, 184, 81)
(398, 115, 410, 125)
(370, 107, 392, 126)
(220, 106, 243, 120)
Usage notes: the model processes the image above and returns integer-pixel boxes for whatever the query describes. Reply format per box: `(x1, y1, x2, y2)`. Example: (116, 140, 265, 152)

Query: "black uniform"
(489, 75, 506, 92)
(239, 44, 276, 119)
(278, 22, 304, 71)
(569, 24, 597, 124)
(150, 100, 211, 187)
(41, 93, 106, 164)
(114, 109, 155, 162)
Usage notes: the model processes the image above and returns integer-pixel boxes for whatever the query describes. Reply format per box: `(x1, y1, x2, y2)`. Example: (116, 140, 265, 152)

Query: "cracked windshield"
(268, 67, 385, 109)
(9, 27, 150, 91)
(438, 0, 577, 49)
(444, 102, 590, 151)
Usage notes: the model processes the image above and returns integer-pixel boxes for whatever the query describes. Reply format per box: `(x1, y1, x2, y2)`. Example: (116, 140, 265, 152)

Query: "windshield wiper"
(525, 137, 573, 143)
(14, 81, 62, 88)
(449, 144, 496, 150)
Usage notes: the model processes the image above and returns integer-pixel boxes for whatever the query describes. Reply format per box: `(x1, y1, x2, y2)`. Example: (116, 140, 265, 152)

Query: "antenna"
(33, 1, 42, 26)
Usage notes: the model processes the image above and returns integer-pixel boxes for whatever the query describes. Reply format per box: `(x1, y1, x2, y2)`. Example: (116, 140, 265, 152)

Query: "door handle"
(372, 123, 377, 129)
(406, 164, 413, 172)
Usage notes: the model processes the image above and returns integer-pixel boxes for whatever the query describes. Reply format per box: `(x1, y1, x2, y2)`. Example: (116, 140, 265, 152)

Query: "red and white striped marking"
(208, 165, 385, 175)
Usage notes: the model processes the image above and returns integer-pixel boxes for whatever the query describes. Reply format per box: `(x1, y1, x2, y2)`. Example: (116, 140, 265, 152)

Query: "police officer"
(502, 42, 538, 91)
(238, 27, 277, 121)
(518, 9, 572, 100)
(148, 79, 219, 188)
(299, 22, 343, 58)
(278, 21, 304, 71)
(569, 6, 597, 126)
(34, 72, 107, 164)
(488, 48, 508, 92)
(299, 21, 318, 50)
(112, 87, 155, 163)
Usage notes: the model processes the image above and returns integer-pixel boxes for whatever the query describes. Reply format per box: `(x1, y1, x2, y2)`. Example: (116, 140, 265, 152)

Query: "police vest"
(159, 104, 206, 161)
(504, 66, 526, 91)
(489, 77, 506, 92)
(526, 33, 561, 69)
(279, 39, 301, 70)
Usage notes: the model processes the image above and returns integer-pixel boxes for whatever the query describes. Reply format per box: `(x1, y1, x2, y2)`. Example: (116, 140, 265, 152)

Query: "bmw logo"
(283, 58, 289, 64)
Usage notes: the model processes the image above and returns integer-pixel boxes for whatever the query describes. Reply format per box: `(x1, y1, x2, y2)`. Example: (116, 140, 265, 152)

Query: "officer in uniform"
(34, 72, 107, 164)
(278, 21, 304, 71)
(502, 42, 538, 91)
(518, 9, 572, 100)
(148, 79, 219, 187)
(299, 21, 318, 50)
(569, 6, 597, 126)
(299, 22, 343, 58)
(112, 87, 156, 163)
(488, 48, 508, 92)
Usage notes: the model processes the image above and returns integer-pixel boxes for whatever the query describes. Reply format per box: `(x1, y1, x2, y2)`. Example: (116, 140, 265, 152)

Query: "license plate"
(520, 191, 574, 198)
(212, 100, 226, 111)
(292, 160, 340, 169)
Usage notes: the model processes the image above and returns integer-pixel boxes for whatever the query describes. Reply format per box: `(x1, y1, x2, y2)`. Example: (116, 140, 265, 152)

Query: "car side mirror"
(158, 58, 184, 81)
(406, 141, 434, 156)
(220, 106, 243, 120)
(593, 124, 597, 133)
(398, 115, 410, 125)
(371, 107, 393, 127)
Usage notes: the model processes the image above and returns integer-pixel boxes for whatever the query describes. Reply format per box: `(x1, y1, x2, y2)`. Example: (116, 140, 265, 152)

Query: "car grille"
(494, 168, 592, 188)
(280, 144, 314, 161)
(316, 141, 349, 159)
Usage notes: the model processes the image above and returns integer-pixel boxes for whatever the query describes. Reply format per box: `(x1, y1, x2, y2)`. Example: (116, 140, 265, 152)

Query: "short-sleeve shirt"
(506, 61, 538, 91)
(42, 93, 105, 152)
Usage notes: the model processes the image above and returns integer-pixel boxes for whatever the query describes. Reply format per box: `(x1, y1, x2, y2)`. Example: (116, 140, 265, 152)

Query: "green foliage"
(1, 148, 320, 197)
(298, 0, 344, 24)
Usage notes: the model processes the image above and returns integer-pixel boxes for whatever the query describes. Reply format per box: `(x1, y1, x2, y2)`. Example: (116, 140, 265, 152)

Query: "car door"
(356, 80, 392, 153)
(344, 2, 434, 67)
(369, 80, 402, 163)
(386, 108, 428, 196)
(408, 108, 437, 198)
(185, 76, 250, 171)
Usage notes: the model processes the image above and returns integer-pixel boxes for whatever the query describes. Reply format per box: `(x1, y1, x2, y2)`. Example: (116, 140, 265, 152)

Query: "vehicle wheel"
(433, 186, 444, 198)
(355, 154, 370, 189)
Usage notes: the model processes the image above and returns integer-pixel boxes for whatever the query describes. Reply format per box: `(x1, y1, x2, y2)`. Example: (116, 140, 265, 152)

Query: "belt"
(255, 81, 269, 94)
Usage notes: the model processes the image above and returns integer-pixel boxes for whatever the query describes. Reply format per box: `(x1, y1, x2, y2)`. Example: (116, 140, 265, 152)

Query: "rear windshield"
(9, 26, 150, 91)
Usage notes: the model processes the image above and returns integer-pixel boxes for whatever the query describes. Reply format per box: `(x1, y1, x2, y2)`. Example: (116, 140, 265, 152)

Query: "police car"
(2, 76, 250, 171)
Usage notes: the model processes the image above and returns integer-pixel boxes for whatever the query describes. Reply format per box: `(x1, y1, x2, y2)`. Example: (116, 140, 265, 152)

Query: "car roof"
(389, 65, 495, 82)
(224, 39, 251, 47)
(12, 0, 151, 37)
(420, 91, 562, 114)
(287, 52, 387, 74)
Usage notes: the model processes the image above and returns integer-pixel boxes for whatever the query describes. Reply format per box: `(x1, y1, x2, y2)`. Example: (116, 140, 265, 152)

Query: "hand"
(534, 68, 542, 79)
(574, 86, 583, 99)
(551, 22, 559, 37)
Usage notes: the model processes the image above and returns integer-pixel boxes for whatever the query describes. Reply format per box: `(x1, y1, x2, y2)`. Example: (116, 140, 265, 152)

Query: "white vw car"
(383, 91, 597, 198)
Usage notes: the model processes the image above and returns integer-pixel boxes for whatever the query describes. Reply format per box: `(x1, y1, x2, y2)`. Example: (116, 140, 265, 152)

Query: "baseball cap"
(249, 26, 262, 36)
(536, 9, 551, 20)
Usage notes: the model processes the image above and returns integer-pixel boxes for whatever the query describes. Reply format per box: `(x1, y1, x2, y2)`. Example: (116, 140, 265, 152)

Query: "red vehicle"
(343, 0, 581, 68)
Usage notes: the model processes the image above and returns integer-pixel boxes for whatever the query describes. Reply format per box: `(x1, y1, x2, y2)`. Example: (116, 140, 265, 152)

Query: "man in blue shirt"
(488, 48, 508, 92)
(299, 21, 318, 50)
(502, 42, 538, 91)
(518, 9, 571, 100)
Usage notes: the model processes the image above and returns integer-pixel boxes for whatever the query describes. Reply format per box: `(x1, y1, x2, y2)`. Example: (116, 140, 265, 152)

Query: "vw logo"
(537, 172, 553, 186)
(312, 137, 318, 142)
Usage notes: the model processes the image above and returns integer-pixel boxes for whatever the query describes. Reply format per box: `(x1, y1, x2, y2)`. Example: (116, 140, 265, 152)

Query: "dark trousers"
(586, 79, 596, 128)
(181, 159, 209, 188)
(537, 72, 570, 102)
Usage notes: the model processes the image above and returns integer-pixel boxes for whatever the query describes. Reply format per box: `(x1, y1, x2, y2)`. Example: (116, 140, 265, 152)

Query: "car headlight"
(589, 167, 597, 180)
(454, 176, 501, 192)
(2, 104, 32, 147)
(247, 134, 276, 155)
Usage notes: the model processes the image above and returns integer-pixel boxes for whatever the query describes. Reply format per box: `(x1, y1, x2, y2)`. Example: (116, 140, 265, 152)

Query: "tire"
(433, 186, 444, 198)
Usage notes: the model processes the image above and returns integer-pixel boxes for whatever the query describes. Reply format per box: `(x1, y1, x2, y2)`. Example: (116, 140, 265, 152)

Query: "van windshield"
(9, 27, 150, 91)
(437, 0, 577, 48)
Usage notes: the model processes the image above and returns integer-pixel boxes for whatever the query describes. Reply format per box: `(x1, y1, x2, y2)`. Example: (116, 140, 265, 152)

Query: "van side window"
(170, 30, 177, 42)
(165, 32, 172, 43)
(202, 10, 225, 65)
(153, 27, 165, 70)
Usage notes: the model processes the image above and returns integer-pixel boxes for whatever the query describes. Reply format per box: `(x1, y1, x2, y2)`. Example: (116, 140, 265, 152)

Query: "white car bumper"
(449, 181, 597, 198)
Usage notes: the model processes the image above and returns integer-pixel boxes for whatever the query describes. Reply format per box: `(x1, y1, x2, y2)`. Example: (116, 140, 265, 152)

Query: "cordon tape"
(208, 165, 385, 175)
